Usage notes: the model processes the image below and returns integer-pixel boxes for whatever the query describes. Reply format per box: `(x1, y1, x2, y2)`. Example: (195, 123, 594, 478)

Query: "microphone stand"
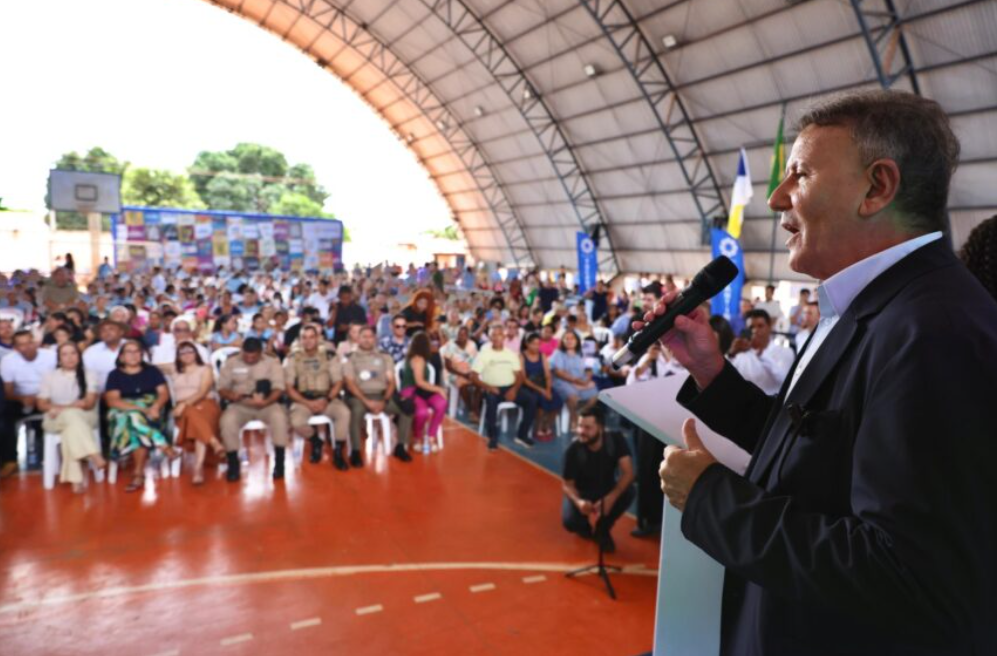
(565, 432, 621, 600)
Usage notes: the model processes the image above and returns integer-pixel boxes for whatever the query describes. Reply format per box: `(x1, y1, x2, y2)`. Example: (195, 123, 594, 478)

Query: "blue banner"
(576, 231, 598, 294)
(710, 228, 746, 334)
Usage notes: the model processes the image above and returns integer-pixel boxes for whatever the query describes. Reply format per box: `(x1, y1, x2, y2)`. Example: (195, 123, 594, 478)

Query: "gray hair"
(796, 89, 960, 233)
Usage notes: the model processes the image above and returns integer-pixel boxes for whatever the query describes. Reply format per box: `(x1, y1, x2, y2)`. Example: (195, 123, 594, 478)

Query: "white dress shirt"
(83, 341, 124, 393)
(794, 329, 812, 353)
(785, 231, 943, 397)
(731, 341, 795, 396)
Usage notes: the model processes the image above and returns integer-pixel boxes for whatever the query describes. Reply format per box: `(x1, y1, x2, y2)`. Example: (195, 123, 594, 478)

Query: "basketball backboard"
(48, 169, 122, 214)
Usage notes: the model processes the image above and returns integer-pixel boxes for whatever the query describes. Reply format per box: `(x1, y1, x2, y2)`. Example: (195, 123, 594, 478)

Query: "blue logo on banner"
(710, 228, 745, 334)
(576, 231, 597, 294)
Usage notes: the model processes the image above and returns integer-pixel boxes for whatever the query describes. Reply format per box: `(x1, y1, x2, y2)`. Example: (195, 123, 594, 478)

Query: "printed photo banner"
(111, 206, 344, 274)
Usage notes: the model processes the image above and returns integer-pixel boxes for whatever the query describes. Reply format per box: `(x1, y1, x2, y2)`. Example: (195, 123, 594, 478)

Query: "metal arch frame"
(850, 0, 921, 94)
(415, 0, 621, 277)
(578, 0, 726, 247)
(208, 0, 536, 269)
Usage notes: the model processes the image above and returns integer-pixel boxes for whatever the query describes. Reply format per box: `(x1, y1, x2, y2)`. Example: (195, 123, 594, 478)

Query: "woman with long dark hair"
(105, 339, 172, 492)
(37, 342, 105, 493)
(402, 289, 436, 337)
(400, 331, 448, 453)
(170, 340, 223, 485)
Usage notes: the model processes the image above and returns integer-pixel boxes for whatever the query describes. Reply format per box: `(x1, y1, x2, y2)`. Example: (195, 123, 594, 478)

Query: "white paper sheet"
(599, 374, 750, 656)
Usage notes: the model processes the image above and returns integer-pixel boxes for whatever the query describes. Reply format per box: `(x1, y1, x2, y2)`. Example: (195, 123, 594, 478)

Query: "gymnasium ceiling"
(207, 0, 997, 281)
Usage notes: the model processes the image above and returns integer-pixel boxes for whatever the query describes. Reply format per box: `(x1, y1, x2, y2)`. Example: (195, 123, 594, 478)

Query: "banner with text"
(710, 228, 745, 330)
(576, 231, 598, 294)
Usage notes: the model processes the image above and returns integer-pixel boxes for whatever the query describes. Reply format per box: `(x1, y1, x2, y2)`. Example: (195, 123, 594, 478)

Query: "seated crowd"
(0, 260, 808, 546)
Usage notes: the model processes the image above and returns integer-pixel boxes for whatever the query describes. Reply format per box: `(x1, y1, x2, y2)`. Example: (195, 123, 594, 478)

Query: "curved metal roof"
(208, 0, 997, 281)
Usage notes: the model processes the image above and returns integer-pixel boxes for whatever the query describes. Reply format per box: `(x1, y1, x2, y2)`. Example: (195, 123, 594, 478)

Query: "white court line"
(149, 650, 180, 656)
(414, 592, 442, 604)
(0, 562, 656, 615)
(523, 575, 547, 584)
(356, 604, 383, 616)
(470, 583, 496, 593)
(290, 618, 322, 630)
(220, 633, 253, 647)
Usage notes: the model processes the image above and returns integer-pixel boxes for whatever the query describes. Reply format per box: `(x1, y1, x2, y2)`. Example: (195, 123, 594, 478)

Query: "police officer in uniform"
(285, 324, 351, 470)
(343, 326, 413, 465)
(218, 337, 289, 481)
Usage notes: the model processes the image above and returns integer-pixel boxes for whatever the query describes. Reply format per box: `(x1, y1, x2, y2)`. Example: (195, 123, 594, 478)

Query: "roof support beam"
(850, 0, 921, 94)
(577, 0, 727, 246)
(416, 0, 620, 277)
(210, 0, 536, 269)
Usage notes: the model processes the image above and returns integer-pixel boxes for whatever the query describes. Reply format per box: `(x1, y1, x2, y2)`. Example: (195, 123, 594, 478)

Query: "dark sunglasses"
(393, 323, 406, 329)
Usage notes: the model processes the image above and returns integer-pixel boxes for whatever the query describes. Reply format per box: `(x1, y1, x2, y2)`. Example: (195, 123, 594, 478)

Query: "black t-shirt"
(590, 291, 609, 322)
(538, 287, 559, 313)
(332, 302, 367, 343)
(563, 431, 632, 499)
(106, 366, 167, 399)
(284, 323, 302, 348)
(402, 306, 428, 336)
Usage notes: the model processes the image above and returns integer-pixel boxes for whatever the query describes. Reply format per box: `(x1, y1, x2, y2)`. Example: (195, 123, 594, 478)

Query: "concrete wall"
(0, 211, 114, 275)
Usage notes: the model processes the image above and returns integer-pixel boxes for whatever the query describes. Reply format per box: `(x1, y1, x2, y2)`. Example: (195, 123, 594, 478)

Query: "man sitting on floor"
(561, 406, 635, 553)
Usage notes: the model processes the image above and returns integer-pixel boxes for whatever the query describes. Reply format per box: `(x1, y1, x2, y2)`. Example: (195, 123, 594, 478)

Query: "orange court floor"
(0, 419, 659, 656)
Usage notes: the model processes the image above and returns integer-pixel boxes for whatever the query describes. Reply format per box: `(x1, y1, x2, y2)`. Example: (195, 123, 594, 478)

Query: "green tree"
(270, 191, 328, 218)
(50, 146, 127, 230)
(122, 168, 205, 209)
(189, 143, 330, 215)
(425, 225, 461, 240)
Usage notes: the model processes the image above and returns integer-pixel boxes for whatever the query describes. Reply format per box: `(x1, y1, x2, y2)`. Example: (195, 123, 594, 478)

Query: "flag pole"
(767, 103, 788, 283)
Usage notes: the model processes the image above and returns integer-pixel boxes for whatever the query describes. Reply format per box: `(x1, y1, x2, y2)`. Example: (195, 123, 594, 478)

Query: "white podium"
(600, 375, 749, 656)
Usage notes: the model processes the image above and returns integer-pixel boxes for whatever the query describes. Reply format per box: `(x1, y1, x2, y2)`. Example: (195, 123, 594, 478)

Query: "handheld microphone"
(611, 255, 739, 370)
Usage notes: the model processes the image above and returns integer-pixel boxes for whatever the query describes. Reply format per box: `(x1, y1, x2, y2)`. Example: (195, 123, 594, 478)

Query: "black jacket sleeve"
(676, 360, 774, 455)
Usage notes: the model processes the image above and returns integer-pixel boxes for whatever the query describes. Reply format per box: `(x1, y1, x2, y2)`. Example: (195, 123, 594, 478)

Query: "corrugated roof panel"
(516, 204, 582, 228)
(558, 100, 658, 145)
(950, 161, 997, 208)
(950, 112, 997, 161)
(919, 58, 997, 114)
(905, 2, 997, 68)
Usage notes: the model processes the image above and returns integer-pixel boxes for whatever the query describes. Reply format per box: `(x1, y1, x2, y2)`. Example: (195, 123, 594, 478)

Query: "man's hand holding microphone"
(624, 258, 736, 510)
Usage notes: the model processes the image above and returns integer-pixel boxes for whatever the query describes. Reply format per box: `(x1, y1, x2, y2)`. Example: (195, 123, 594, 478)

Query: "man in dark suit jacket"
(646, 90, 997, 654)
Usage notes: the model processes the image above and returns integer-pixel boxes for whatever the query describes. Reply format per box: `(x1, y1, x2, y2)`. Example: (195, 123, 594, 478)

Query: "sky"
(0, 0, 453, 248)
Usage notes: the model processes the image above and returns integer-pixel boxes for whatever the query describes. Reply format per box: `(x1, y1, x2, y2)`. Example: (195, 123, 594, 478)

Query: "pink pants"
(402, 387, 447, 442)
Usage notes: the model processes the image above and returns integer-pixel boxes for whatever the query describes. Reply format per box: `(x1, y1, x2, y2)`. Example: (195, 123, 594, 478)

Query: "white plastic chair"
(478, 401, 522, 438)
(211, 346, 241, 374)
(394, 361, 444, 449)
(365, 412, 393, 452)
(558, 405, 571, 434)
(447, 380, 462, 418)
(0, 308, 24, 330)
(42, 429, 105, 490)
(592, 326, 612, 345)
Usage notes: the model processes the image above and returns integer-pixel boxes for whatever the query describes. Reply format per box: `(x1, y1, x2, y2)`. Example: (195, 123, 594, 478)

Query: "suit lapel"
(747, 311, 862, 485)
(744, 239, 956, 486)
